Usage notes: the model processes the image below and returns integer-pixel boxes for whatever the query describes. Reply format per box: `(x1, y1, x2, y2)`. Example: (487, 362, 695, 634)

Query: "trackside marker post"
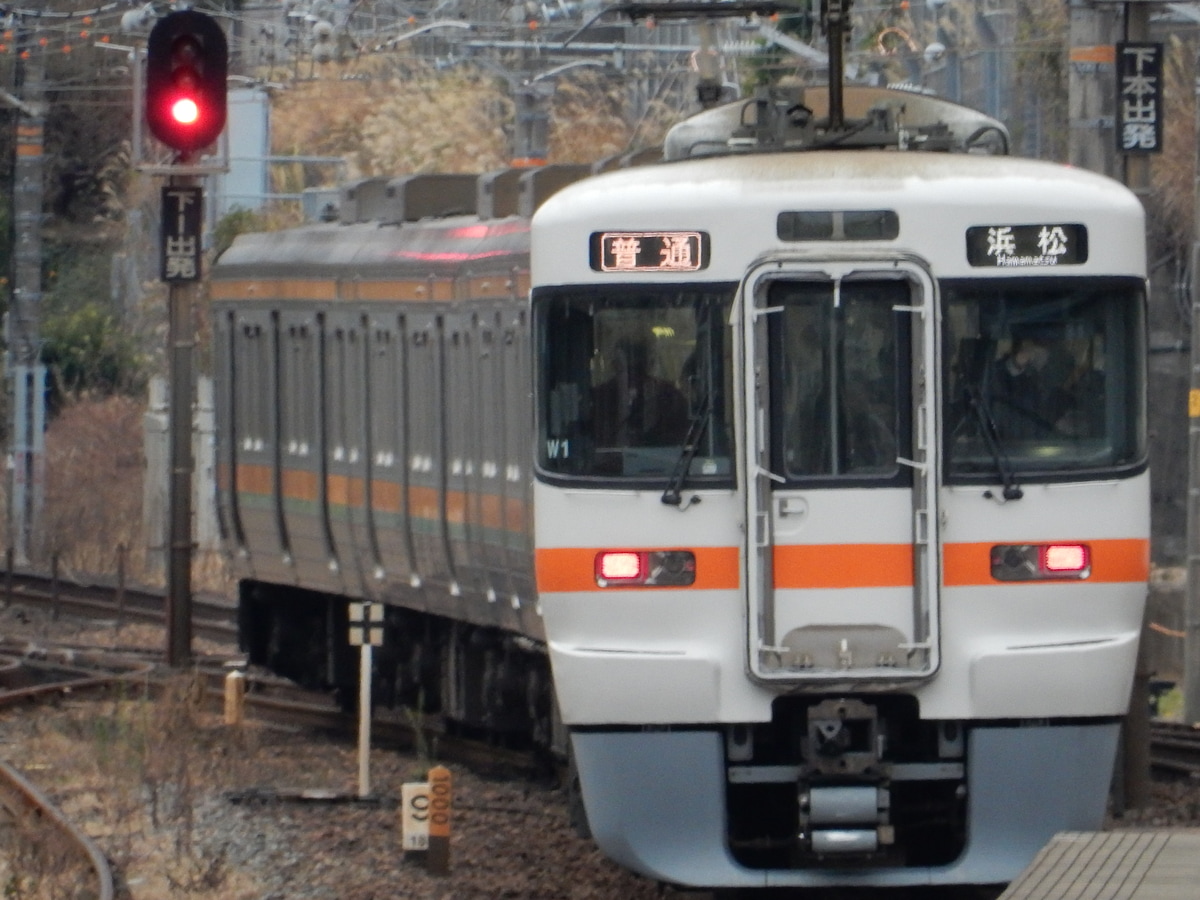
(427, 765, 452, 874)
(223, 669, 245, 726)
(400, 782, 430, 855)
(348, 601, 384, 798)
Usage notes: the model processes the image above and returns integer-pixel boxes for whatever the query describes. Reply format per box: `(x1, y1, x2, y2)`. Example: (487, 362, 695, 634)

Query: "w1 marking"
(348, 601, 384, 646)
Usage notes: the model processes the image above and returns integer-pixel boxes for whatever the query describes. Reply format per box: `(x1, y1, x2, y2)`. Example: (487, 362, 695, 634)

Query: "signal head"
(145, 11, 227, 155)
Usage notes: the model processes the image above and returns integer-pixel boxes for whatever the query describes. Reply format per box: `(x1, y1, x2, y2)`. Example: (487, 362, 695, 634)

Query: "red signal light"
(145, 11, 227, 156)
(171, 96, 200, 125)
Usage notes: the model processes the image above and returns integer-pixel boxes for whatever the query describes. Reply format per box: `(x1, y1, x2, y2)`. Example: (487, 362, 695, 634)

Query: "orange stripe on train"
(536, 538, 1150, 593)
(234, 463, 527, 531)
(773, 543, 914, 589)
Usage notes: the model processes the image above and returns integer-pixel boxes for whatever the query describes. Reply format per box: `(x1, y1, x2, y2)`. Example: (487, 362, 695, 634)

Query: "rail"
(0, 562, 236, 645)
(0, 759, 115, 900)
(1149, 720, 1200, 776)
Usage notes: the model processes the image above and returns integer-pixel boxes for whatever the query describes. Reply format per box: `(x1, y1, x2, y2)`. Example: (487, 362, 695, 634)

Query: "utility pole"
(6, 29, 47, 565)
(512, 82, 552, 167)
(1186, 40, 1200, 726)
(1069, 0, 1159, 808)
(1118, 0, 1153, 812)
(164, 179, 199, 668)
(1067, 0, 1122, 176)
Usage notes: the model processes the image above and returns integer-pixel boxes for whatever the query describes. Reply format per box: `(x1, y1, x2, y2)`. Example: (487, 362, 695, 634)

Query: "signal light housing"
(990, 543, 1092, 581)
(145, 10, 227, 155)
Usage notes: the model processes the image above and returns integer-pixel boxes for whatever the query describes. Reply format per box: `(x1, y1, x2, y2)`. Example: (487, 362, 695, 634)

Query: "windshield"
(943, 277, 1146, 481)
(768, 278, 913, 485)
(534, 285, 735, 483)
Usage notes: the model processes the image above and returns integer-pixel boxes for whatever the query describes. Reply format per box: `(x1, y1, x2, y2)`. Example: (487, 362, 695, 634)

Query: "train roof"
(536, 150, 1139, 210)
(212, 214, 529, 283)
(532, 151, 1146, 283)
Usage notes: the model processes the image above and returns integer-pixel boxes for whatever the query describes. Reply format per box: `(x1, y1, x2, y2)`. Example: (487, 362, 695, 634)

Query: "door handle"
(778, 496, 808, 520)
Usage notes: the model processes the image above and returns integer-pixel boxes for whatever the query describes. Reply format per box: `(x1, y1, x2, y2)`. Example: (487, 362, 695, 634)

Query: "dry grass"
(0, 393, 231, 594)
(0, 678, 267, 899)
(41, 394, 147, 575)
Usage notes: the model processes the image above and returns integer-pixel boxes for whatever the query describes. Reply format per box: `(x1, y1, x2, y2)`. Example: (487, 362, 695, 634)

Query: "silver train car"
(212, 84, 1149, 891)
(211, 181, 553, 739)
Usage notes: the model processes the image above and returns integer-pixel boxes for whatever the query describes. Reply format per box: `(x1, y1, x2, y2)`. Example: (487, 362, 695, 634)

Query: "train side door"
(741, 261, 940, 684)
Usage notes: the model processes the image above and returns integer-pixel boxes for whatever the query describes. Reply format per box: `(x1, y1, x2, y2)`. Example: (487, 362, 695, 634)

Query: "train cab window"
(943, 277, 1146, 482)
(534, 285, 735, 484)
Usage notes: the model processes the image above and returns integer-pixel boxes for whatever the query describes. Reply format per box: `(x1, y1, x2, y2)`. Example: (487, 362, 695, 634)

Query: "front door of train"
(741, 259, 940, 684)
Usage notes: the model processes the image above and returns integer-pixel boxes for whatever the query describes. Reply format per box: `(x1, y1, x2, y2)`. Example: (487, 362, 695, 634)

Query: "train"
(210, 43, 1149, 898)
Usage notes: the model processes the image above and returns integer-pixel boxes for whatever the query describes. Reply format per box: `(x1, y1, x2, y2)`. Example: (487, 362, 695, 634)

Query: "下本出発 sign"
(1116, 42, 1163, 154)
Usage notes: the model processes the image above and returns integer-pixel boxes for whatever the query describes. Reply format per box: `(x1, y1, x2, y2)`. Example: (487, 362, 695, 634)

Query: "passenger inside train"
(591, 335, 690, 449)
(943, 280, 1143, 478)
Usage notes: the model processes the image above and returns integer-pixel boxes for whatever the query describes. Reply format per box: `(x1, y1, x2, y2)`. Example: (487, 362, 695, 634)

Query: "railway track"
(1150, 720, 1200, 777)
(0, 759, 116, 900)
(0, 565, 236, 645)
(0, 647, 145, 900)
(0, 596, 546, 894)
(0, 570, 547, 780)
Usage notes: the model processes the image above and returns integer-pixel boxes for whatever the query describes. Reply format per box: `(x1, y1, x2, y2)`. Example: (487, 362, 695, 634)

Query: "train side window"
(341, 327, 363, 465)
(370, 328, 396, 468)
(214, 311, 245, 547)
(237, 322, 266, 454)
(299, 326, 314, 456)
(283, 325, 312, 457)
(407, 323, 439, 482)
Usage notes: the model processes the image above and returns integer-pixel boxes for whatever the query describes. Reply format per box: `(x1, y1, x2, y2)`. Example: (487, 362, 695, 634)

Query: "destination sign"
(966, 223, 1088, 268)
(591, 231, 709, 273)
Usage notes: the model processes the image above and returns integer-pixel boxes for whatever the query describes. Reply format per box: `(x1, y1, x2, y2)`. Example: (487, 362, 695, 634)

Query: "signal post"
(140, 10, 228, 667)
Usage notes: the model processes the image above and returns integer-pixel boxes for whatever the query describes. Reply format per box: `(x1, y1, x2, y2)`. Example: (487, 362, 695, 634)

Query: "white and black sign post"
(1115, 41, 1163, 155)
(349, 601, 384, 797)
(161, 186, 203, 281)
(161, 182, 203, 667)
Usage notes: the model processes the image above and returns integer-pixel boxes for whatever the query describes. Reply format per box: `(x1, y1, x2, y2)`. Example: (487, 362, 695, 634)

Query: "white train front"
(530, 139, 1148, 885)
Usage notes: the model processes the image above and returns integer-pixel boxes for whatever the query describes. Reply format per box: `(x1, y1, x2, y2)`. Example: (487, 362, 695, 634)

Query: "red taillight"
(1041, 544, 1090, 574)
(597, 551, 646, 583)
(594, 550, 696, 587)
(990, 543, 1092, 581)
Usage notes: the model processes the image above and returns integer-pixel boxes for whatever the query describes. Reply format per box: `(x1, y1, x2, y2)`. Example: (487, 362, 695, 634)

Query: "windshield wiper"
(964, 384, 1023, 501)
(662, 389, 711, 509)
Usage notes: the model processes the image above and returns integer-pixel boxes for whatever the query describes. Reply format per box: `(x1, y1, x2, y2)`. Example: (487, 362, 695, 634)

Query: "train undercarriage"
(725, 695, 967, 869)
(236, 580, 558, 752)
